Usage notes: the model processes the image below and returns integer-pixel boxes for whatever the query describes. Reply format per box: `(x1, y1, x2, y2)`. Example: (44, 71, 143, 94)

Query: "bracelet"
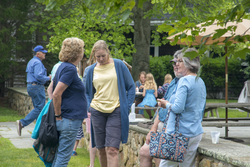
(55, 114, 61, 117)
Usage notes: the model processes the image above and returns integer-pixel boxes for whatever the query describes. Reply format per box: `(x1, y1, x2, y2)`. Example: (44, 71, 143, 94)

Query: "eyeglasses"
(96, 55, 106, 59)
(176, 60, 183, 63)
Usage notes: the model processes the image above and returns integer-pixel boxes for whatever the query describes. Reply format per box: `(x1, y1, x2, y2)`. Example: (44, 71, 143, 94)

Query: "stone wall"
(8, 87, 250, 167)
(79, 124, 150, 167)
(80, 124, 250, 167)
(8, 87, 34, 116)
(7, 87, 48, 116)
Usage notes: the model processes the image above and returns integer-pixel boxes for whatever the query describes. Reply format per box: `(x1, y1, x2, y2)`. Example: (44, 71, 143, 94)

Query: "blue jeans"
(52, 118, 83, 167)
(20, 84, 45, 127)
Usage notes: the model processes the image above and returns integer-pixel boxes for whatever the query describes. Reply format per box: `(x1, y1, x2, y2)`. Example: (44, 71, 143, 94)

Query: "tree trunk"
(0, 81, 5, 97)
(131, 0, 152, 81)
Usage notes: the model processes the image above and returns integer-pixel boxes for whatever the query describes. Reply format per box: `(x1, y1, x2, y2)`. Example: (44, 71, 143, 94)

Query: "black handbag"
(33, 138, 57, 163)
(38, 70, 59, 147)
(39, 99, 59, 147)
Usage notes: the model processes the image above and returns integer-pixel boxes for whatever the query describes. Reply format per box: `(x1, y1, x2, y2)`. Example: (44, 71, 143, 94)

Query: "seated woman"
(157, 74, 172, 98)
(146, 48, 206, 167)
(134, 71, 146, 114)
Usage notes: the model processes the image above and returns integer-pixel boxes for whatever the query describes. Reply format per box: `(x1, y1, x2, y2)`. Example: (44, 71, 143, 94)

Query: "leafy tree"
(241, 53, 250, 79)
(37, 0, 249, 80)
(0, 0, 35, 97)
(159, 0, 250, 59)
(48, 2, 135, 58)
(24, 1, 135, 61)
(36, 0, 154, 79)
(130, 0, 152, 79)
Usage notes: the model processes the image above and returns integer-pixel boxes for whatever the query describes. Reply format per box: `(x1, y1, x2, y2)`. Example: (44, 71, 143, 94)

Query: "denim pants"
(20, 84, 45, 127)
(52, 118, 83, 167)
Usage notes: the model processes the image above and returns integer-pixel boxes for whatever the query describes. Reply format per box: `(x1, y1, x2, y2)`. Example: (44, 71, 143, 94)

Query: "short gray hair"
(175, 48, 200, 73)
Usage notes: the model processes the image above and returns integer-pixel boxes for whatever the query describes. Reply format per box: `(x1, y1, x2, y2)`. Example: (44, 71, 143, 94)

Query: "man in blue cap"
(16, 45, 51, 136)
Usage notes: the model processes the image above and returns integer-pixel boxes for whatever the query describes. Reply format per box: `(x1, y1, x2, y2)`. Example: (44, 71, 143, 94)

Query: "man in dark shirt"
(16, 45, 51, 136)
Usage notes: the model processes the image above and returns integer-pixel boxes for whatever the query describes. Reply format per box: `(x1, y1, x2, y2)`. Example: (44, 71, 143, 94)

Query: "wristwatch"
(55, 114, 61, 117)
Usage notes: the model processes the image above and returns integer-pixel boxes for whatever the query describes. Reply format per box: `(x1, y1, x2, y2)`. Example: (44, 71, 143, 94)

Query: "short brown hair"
(138, 71, 146, 81)
(60, 37, 84, 63)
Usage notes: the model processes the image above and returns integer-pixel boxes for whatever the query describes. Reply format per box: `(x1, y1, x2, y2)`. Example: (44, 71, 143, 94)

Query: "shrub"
(201, 57, 244, 98)
(125, 56, 245, 98)
(125, 55, 174, 86)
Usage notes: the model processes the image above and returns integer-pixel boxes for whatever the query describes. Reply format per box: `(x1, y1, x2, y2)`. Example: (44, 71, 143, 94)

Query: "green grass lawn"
(0, 106, 100, 167)
(206, 99, 237, 103)
(0, 106, 24, 122)
(0, 137, 100, 167)
(205, 99, 248, 118)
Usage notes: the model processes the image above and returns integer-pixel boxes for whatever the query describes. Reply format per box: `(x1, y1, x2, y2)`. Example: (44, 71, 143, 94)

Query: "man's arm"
(33, 63, 50, 83)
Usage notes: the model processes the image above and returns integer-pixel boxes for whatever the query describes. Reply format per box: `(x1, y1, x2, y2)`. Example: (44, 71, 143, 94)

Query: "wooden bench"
(204, 107, 219, 118)
(206, 103, 250, 118)
(136, 103, 250, 118)
(135, 107, 158, 110)
(202, 122, 250, 127)
(135, 104, 250, 128)
(203, 117, 250, 121)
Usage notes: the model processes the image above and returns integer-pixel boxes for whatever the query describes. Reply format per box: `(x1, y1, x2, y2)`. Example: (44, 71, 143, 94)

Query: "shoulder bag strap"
(161, 106, 171, 132)
(52, 67, 60, 92)
(175, 114, 180, 132)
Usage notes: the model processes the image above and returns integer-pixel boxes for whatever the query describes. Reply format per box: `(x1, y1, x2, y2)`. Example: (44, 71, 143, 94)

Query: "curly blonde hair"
(164, 74, 172, 84)
(58, 51, 63, 61)
(60, 37, 84, 63)
(144, 73, 157, 90)
(89, 40, 112, 64)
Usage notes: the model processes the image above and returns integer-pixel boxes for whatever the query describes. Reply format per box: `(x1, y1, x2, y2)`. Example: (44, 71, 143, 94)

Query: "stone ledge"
(130, 124, 250, 167)
(129, 124, 151, 135)
(7, 87, 49, 100)
(198, 135, 250, 167)
(7, 87, 29, 96)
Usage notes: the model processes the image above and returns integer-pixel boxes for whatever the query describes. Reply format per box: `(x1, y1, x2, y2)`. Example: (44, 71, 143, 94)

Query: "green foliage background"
(241, 54, 250, 79)
(125, 55, 173, 85)
(125, 56, 245, 98)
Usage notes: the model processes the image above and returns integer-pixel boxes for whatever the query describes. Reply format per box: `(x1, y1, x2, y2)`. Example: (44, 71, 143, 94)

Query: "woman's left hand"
(56, 116, 62, 121)
(146, 132, 151, 145)
(139, 85, 144, 89)
(157, 99, 169, 108)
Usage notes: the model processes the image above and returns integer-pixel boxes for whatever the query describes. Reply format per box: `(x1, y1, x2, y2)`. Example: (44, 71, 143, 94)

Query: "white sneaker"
(16, 120, 22, 136)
